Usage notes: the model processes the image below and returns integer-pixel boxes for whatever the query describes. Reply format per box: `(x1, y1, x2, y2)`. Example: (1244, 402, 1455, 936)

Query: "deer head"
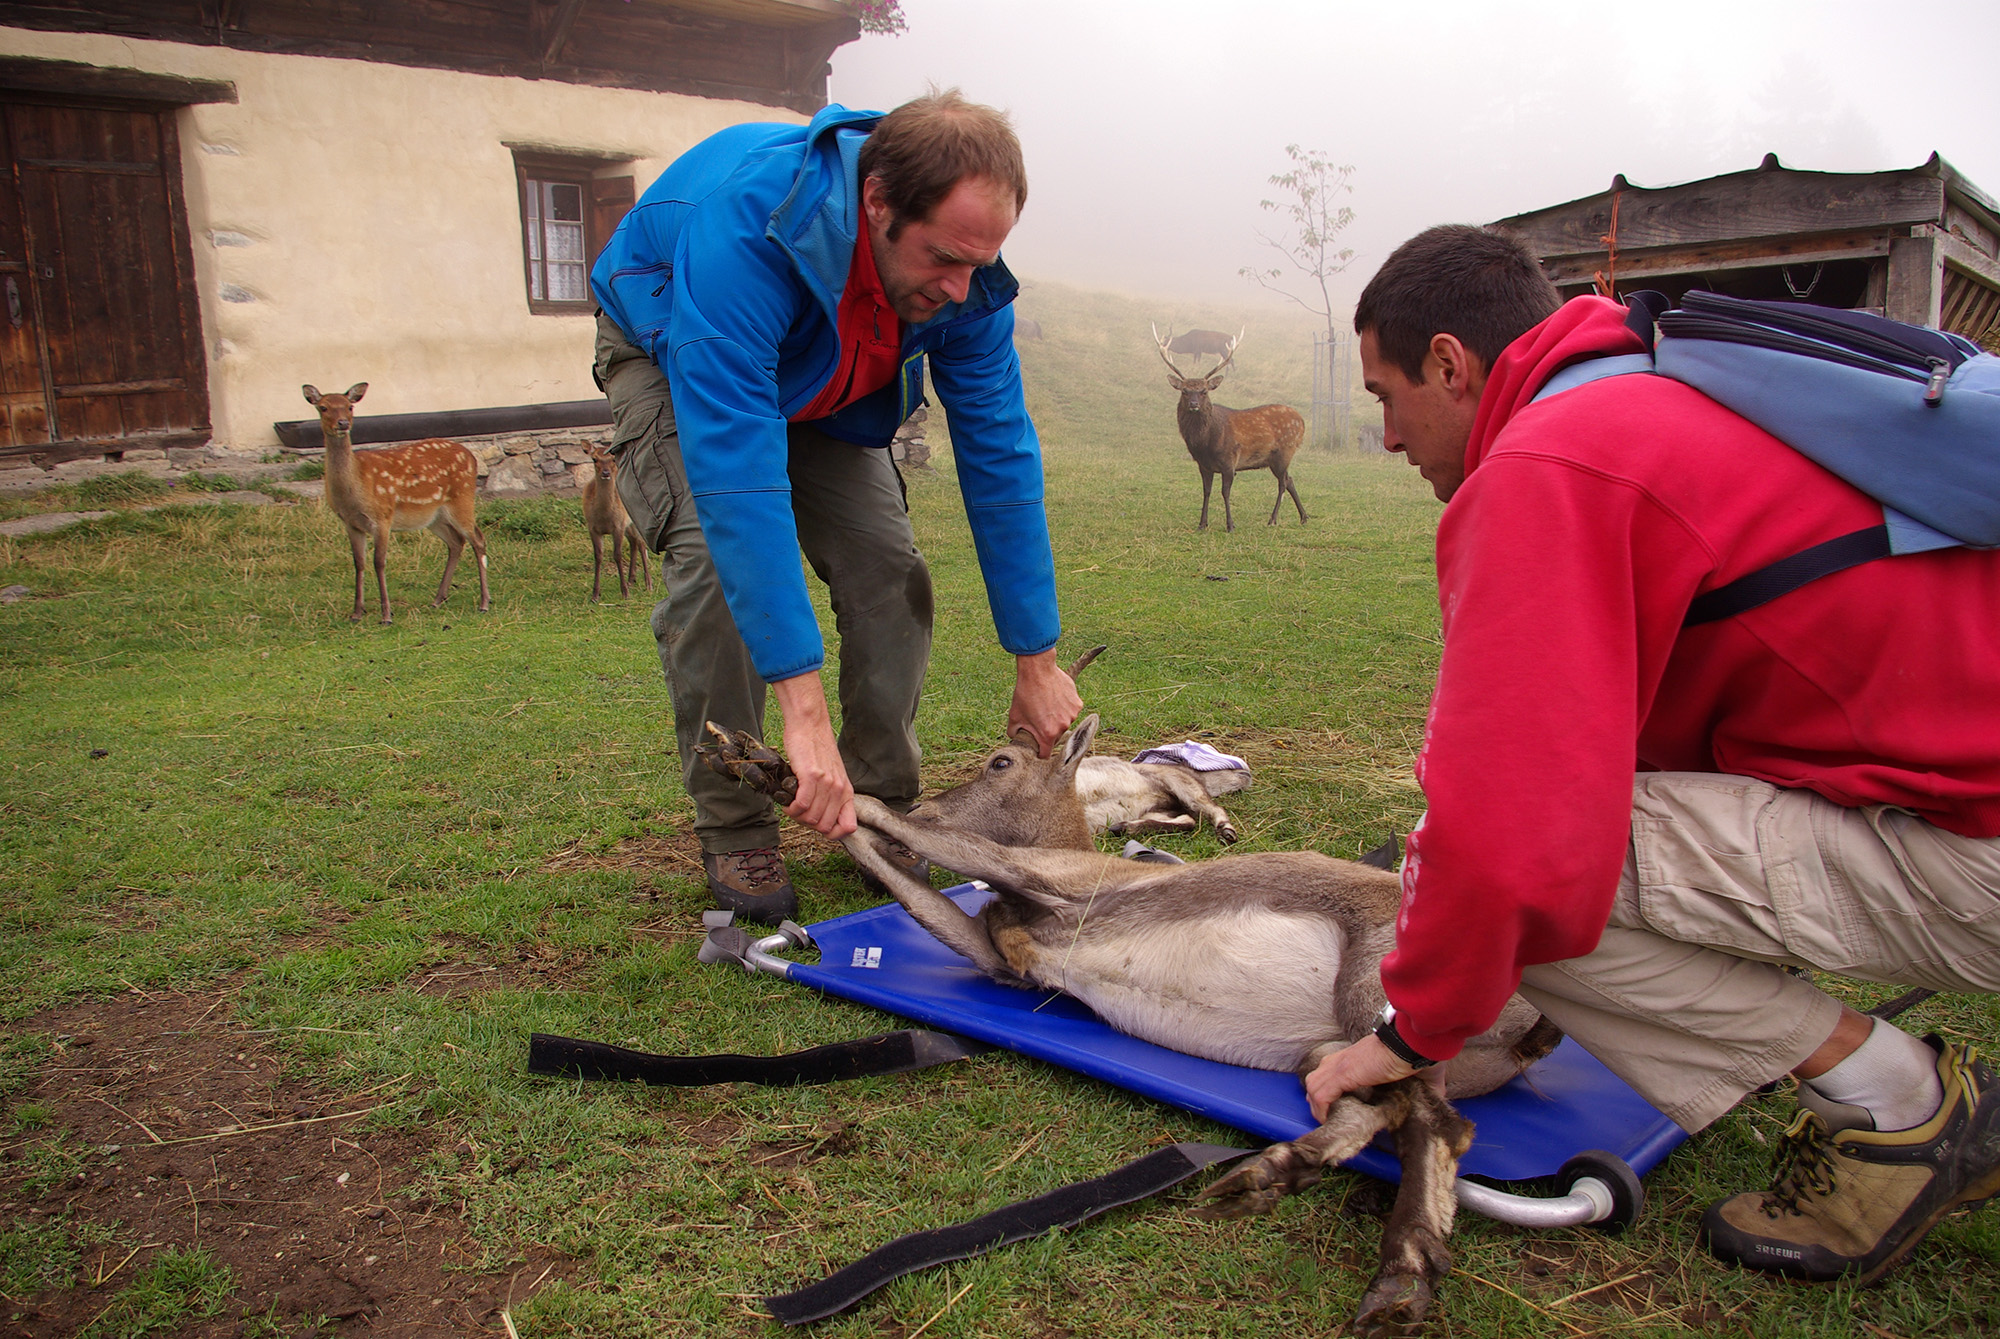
(303, 383, 369, 441)
(901, 644, 1107, 851)
(586, 443, 617, 483)
(1152, 325, 1241, 412)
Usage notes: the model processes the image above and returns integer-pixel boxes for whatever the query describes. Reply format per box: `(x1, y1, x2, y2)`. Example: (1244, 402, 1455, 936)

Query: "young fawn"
(302, 383, 490, 624)
(581, 445, 650, 601)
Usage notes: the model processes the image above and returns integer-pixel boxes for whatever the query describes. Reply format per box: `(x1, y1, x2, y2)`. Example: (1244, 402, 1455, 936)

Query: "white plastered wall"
(0, 26, 803, 451)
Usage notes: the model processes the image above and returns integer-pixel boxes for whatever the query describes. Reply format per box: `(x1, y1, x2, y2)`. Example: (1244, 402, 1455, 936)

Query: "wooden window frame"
(516, 156, 597, 316)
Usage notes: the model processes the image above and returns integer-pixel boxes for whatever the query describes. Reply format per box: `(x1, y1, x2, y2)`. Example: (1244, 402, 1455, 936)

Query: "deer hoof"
(695, 723, 800, 806)
(1195, 1144, 1321, 1219)
(1352, 1272, 1434, 1339)
(1216, 821, 1238, 845)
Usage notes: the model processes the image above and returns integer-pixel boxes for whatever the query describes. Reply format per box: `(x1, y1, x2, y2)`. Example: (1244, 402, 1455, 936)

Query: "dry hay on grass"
(1, 986, 574, 1336)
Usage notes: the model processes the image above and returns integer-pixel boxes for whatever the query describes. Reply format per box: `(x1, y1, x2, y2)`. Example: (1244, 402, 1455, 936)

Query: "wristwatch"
(1373, 1004, 1438, 1070)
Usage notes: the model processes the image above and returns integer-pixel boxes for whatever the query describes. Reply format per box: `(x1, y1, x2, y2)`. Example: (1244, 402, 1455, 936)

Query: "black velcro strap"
(764, 1141, 1252, 1325)
(1684, 525, 1891, 627)
(527, 1029, 992, 1088)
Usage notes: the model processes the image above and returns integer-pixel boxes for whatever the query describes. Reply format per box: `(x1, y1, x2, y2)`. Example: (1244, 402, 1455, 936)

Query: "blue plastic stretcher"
(709, 885, 1689, 1228)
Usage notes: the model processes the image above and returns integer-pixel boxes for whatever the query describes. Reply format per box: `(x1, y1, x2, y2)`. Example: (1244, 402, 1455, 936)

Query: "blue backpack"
(1534, 290, 2000, 625)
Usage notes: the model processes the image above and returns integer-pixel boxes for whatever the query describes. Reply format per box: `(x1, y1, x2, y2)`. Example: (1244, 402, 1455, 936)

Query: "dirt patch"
(0, 987, 571, 1335)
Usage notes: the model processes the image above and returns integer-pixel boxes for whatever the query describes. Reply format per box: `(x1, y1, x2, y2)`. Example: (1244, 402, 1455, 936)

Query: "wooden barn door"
(0, 97, 208, 460)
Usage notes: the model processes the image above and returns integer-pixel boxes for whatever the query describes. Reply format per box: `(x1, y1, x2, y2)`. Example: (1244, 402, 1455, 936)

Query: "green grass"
(77, 1248, 234, 1338)
(0, 276, 1995, 1336)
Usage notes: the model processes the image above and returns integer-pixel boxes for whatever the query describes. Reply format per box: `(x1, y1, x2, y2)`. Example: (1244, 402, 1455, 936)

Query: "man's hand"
(770, 672, 856, 839)
(1302, 1033, 1447, 1122)
(1007, 648, 1084, 758)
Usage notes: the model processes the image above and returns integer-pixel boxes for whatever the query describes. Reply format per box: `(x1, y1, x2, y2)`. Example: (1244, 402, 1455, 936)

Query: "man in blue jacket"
(591, 90, 1081, 924)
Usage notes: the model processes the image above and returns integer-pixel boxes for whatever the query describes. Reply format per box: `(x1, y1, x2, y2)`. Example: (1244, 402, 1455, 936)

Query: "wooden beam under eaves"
(538, 0, 589, 66)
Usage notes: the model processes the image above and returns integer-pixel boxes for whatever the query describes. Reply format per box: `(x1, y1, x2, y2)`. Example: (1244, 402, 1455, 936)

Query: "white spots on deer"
(302, 383, 491, 624)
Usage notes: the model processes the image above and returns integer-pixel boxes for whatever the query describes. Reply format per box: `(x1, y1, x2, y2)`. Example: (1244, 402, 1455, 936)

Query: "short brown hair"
(1354, 225, 1561, 383)
(858, 88, 1027, 240)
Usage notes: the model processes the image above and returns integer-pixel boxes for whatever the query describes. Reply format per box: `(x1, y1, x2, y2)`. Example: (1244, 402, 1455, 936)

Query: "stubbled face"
(865, 175, 1017, 326)
(1359, 330, 1473, 503)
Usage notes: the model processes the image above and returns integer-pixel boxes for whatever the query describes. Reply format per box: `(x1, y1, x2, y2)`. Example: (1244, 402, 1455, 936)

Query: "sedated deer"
(303, 383, 490, 624)
(698, 665, 1558, 1338)
(582, 445, 651, 601)
(1154, 326, 1308, 531)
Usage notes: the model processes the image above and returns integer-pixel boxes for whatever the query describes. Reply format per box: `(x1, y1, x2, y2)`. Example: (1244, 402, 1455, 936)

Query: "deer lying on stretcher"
(698, 683, 1559, 1337)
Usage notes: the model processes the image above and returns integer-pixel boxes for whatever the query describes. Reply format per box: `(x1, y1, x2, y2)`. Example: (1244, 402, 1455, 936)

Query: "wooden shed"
(1492, 153, 2000, 349)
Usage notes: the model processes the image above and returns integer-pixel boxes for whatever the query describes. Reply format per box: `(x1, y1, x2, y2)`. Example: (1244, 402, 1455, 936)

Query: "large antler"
(1208, 328, 1245, 380)
(1151, 323, 1186, 378)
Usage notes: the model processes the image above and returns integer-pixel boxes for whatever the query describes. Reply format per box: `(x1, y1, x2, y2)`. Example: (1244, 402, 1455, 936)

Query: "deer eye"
(988, 755, 1012, 772)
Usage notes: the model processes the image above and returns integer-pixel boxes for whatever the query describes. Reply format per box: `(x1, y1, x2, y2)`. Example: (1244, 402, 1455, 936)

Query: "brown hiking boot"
(701, 847, 797, 926)
(1701, 1038, 2000, 1283)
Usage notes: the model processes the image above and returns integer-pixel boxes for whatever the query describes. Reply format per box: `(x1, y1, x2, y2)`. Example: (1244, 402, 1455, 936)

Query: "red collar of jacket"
(791, 219, 903, 423)
(1461, 296, 1649, 479)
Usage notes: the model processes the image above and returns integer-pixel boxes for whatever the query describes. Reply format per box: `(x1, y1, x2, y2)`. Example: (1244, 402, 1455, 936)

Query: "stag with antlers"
(1154, 326, 1308, 531)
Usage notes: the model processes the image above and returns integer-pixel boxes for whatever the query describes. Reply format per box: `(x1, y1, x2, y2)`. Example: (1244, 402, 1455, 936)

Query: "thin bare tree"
(1240, 146, 1357, 443)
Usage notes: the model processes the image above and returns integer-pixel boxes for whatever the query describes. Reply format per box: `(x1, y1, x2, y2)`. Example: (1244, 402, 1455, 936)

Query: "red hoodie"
(1381, 296, 2000, 1062)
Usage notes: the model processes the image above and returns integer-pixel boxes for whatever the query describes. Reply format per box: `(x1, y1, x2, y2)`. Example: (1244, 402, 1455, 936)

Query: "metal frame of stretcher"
(704, 884, 1687, 1230)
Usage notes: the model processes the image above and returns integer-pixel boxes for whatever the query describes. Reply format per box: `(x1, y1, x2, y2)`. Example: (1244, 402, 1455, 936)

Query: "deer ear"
(302, 385, 321, 405)
(1058, 713, 1101, 775)
(345, 383, 368, 402)
(1010, 725, 1038, 751)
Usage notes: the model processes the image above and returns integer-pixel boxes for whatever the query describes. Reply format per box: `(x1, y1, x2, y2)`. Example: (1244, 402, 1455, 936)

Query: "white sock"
(1805, 1019, 1943, 1132)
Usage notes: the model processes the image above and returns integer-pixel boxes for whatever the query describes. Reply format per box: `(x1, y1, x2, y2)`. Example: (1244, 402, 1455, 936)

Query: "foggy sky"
(829, 0, 2000, 312)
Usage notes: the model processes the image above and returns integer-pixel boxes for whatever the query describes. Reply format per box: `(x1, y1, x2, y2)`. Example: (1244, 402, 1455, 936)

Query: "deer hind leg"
(1353, 1082, 1474, 1339)
(613, 526, 631, 598)
(628, 525, 652, 591)
(469, 523, 490, 612)
(851, 795, 1152, 911)
(429, 514, 465, 609)
(1286, 469, 1308, 524)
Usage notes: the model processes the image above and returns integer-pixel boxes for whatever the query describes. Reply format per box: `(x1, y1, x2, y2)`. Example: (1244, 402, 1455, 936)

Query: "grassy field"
(2, 279, 1996, 1337)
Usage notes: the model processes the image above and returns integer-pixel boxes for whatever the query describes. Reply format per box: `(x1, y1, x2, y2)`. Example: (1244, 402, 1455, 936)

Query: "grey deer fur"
(701, 709, 1557, 1336)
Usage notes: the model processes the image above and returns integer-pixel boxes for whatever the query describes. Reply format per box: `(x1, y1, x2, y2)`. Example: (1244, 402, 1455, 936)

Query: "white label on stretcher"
(850, 946, 883, 969)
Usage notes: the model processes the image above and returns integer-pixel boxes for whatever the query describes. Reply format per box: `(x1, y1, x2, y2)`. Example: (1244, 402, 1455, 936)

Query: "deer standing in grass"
(699, 653, 1558, 1338)
(582, 445, 651, 601)
(303, 383, 490, 624)
(1154, 326, 1308, 531)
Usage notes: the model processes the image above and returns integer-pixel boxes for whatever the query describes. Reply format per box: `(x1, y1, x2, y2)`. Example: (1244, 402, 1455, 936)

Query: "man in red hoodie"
(1307, 224, 2000, 1283)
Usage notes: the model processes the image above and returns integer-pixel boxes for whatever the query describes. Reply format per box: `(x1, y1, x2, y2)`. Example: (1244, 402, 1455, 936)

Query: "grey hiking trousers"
(594, 314, 932, 854)
(1517, 772, 2000, 1133)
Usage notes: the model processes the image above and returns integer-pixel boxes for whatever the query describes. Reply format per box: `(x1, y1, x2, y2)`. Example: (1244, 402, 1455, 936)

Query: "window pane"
(547, 182, 584, 224)
(548, 219, 584, 264)
(549, 261, 586, 302)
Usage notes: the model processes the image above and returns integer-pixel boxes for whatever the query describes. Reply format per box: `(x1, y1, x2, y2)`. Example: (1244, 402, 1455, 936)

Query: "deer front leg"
(347, 528, 368, 621)
(589, 532, 605, 602)
(1198, 468, 1214, 530)
(842, 825, 1020, 981)
(370, 522, 393, 624)
(851, 795, 1153, 912)
(1220, 467, 1236, 532)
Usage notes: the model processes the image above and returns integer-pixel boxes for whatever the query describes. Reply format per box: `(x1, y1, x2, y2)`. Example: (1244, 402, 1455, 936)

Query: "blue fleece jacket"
(591, 105, 1060, 682)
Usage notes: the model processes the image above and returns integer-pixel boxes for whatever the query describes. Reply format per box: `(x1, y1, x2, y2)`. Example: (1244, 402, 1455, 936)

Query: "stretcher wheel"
(1557, 1150, 1644, 1233)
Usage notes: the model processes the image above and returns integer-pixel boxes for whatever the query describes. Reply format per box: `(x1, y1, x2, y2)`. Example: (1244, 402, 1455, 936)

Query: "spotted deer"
(700, 671, 1557, 1337)
(582, 445, 651, 601)
(1154, 326, 1308, 531)
(302, 383, 490, 624)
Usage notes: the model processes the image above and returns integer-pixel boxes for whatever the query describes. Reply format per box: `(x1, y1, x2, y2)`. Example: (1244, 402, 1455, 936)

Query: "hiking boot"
(1701, 1037, 2000, 1283)
(858, 839, 929, 898)
(701, 847, 797, 926)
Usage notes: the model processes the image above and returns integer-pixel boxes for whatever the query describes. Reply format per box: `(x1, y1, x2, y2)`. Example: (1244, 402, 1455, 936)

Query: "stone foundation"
(0, 426, 616, 496)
